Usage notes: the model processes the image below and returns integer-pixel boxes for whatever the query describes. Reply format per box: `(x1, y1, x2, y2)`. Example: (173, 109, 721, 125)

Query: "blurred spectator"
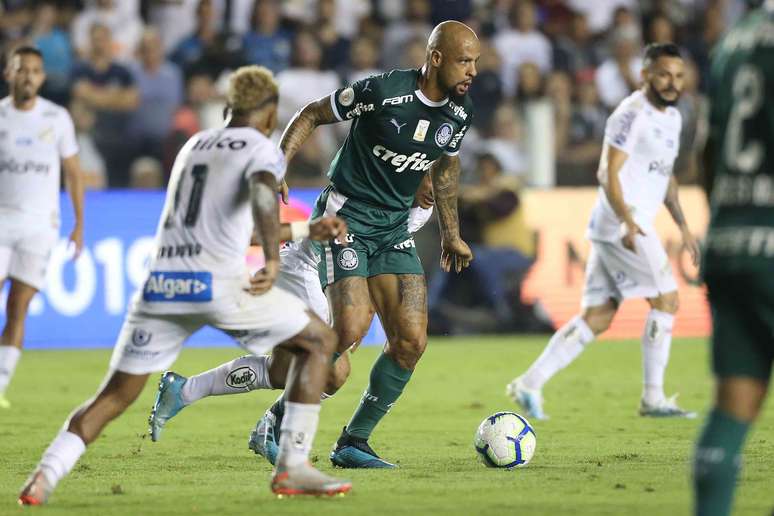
(128, 28, 184, 162)
(169, 0, 244, 80)
(553, 11, 602, 77)
(276, 30, 340, 125)
(429, 0, 473, 25)
(346, 36, 381, 84)
(283, 0, 370, 40)
(646, 13, 675, 44)
(70, 99, 107, 190)
(242, 0, 293, 74)
(400, 36, 427, 69)
(71, 0, 142, 62)
(316, 0, 351, 72)
(493, 0, 552, 98)
(129, 157, 165, 189)
(545, 70, 573, 162)
(477, 104, 527, 177)
(382, 0, 432, 70)
(594, 25, 643, 110)
(467, 38, 503, 132)
(684, 4, 724, 93)
(515, 62, 543, 102)
(674, 58, 705, 184)
(147, 0, 203, 54)
(0, 1, 32, 41)
(30, 1, 73, 105)
(428, 153, 537, 333)
(71, 23, 140, 187)
(565, 0, 637, 35)
(165, 72, 218, 171)
(556, 74, 607, 185)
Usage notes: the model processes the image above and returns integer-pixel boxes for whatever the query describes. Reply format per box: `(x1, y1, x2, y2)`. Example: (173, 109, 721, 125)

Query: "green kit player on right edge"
(258, 21, 479, 469)
(693, 2, 774, 515)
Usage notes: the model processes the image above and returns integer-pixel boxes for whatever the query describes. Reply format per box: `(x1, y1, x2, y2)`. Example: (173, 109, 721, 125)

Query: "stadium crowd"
(0, 0, 743, 190)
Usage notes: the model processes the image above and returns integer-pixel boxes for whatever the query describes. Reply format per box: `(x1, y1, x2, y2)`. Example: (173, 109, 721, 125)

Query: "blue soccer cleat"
(639, 394, 697, 419)
(329, 427, 397, 469)
(248, 409, 280, 465)
(506, 376, 548, 421)
(148, 371, 188, 442)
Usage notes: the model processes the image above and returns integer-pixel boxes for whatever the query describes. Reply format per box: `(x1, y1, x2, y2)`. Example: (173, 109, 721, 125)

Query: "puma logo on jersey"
(142, 271, 212, 302)
(390, 118, 407, 133)
(382, 94, 414, 106)
(372, 145, 435, 173)
(362, 80, 372, 93)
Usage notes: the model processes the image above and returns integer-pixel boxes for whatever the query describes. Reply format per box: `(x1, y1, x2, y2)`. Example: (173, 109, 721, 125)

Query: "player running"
(0, 46, 84, 409)
(146, 178, 435, 465)
(18, 66, 351, 505)
(506, 43, 700, 420)
(693, 3, 774, 515)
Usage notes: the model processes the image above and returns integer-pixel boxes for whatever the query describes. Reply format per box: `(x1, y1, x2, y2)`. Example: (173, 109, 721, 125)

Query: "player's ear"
(430, 49, 443, 67)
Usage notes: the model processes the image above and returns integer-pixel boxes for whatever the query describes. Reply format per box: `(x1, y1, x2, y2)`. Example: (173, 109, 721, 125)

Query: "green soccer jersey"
(704, 8, 774, 274)
(327, 68, 474, 212)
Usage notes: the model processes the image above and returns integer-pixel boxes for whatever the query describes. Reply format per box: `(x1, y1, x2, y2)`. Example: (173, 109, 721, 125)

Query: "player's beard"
(650, 84, 680, 108)
(13, 81, 36, 103)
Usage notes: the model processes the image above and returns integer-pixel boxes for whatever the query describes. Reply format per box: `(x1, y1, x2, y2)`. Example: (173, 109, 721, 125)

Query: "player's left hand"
(309, 216, 348, 241)
(278, 179, 289, 205)
(245, 259, 279, 295)
(440, 237, 473, 273)
(682, 229, 700, 266)
(68, 224, 84, 259)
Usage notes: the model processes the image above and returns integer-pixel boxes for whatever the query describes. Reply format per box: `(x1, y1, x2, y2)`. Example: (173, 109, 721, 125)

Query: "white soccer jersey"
(587, 90, 682, 242)
(138, 127, 286, 314)
(0, 96, 78, 230)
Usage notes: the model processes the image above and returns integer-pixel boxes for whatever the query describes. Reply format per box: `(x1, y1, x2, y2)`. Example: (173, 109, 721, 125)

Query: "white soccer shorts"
(275, 245, 330, 324)
(109, 285, 311, 375)
(0, 224, 57, 291)
(581, 232, 677, 308)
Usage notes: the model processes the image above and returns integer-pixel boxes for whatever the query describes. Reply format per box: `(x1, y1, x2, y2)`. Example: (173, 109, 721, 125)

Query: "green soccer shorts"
(312, 186, 424, 289)
(706, 272, 774, 381)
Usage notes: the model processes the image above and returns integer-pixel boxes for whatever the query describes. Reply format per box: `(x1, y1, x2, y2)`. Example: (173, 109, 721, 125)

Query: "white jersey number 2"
(724, 64, 764, 174)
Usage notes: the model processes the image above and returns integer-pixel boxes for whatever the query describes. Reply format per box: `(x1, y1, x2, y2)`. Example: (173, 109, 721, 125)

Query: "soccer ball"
(474, 411, 537, 468)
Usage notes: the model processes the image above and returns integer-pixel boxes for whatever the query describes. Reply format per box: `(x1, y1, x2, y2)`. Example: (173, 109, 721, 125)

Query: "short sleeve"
(604, 105, 642, 154)
(444, 123, 471, 156)
(58, 110, 79, 159)
(329, 74, 382, 121)
(244, 141, 286, 182)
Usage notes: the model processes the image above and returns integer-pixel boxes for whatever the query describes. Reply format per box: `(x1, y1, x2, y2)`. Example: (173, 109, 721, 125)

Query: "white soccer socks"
(276, 402, 320, 469)
(521, 315, 595, 391)
(0, 345, 21, 395)
(38, 430, 86, 489)
(641, 309, 674, 405)
(180, 354, 272, 405)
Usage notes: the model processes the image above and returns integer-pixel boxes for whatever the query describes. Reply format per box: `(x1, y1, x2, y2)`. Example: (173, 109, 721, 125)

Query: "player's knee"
(335, 322, 370, 353)
(650, 292, 679, 314)
(581, 312, 612, 335)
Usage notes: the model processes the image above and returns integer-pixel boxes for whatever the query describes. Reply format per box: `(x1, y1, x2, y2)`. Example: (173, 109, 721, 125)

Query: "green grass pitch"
(1, 337, 772, 515)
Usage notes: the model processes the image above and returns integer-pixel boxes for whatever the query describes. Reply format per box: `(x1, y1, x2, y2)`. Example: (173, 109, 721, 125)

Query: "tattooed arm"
(430, 153, 473, 272)
(279, 95, 340, 163)
(665, 175, 700, 265)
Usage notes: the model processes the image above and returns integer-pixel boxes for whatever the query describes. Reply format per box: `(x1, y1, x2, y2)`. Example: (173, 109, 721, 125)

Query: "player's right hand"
(245, 259, 279, 295)
(309, 216, 348, 241)
(440, 237, 473, 273)
(622, 221, 645, 253)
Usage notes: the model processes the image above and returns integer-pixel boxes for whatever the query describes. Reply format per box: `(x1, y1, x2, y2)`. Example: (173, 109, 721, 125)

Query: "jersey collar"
(415, 88, 449, 107)
(415, 66, 449, 107)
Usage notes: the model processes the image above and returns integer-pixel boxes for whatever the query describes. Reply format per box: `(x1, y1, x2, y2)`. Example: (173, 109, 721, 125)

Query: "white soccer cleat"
(639, 394, 697, 419)
(271, 462, 352, 497)
(506, 377, 548, 421)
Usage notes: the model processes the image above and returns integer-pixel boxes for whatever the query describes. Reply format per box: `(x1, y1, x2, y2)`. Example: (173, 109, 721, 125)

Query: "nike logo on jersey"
(390, 118, 407, 134)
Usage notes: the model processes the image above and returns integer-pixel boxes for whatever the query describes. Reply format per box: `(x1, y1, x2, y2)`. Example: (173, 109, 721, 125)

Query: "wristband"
(289, 220, 310, 241)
